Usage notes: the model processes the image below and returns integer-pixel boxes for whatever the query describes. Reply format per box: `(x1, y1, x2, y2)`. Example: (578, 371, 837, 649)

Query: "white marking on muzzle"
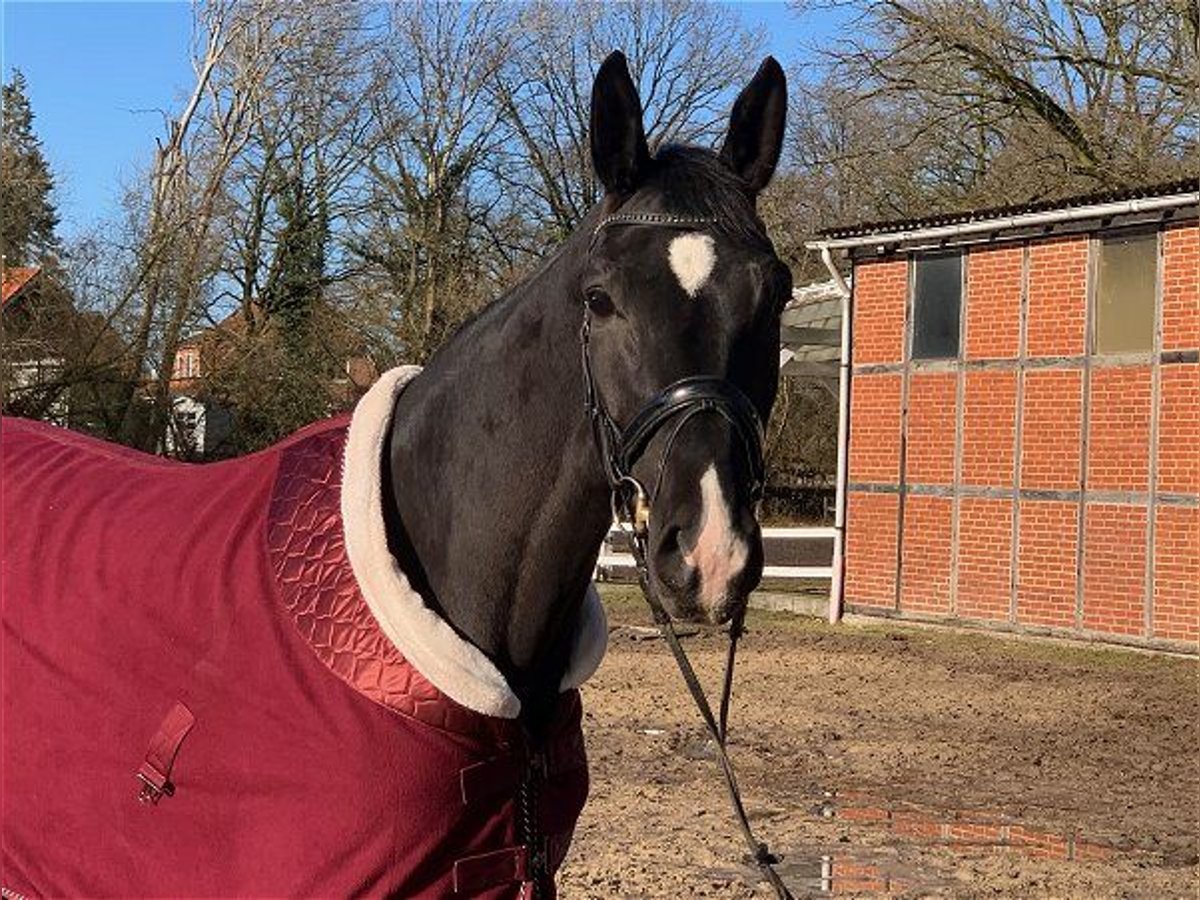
(668, 233, 716, 298)
(682, 465, 749, 613)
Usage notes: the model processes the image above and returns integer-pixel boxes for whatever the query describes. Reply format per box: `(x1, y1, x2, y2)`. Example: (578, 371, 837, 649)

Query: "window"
(912, 252, 962, 359)
(1095, 232, 1156, 354)
(174, 348, 200, 379)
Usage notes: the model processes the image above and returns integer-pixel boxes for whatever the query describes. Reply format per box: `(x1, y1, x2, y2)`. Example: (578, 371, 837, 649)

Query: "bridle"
(581, 212, 793, 900)
(583, 212, 767, 533)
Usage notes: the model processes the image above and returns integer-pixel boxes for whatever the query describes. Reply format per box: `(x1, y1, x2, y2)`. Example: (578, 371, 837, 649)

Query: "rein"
(583, 214, 794, 900)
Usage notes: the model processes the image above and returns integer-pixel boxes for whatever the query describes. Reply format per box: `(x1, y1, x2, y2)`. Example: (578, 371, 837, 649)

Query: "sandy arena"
(558, 589, 1199, 898)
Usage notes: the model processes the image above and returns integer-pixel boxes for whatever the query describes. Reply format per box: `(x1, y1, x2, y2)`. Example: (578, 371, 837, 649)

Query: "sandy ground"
(557, 588, 1199, 898)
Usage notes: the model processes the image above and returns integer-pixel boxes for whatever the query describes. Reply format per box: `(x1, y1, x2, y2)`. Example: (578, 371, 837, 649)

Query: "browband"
(591, 213, 717, 248)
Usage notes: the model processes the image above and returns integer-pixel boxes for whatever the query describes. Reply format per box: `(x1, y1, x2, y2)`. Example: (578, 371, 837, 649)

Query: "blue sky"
(1, 1, 831, 242)
(2, 2, 195, 240)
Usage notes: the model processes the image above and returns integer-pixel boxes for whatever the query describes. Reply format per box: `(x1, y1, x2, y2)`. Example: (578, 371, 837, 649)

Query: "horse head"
(583, 52, 789, 625)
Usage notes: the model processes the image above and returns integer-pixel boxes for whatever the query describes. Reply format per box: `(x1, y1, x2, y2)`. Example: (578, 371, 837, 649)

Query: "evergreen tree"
(1, 69, 60, 266)
(263, 161, 328, 340)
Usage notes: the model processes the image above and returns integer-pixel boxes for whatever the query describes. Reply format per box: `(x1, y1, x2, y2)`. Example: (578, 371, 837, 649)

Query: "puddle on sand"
(704, 791, 1136, 897)
(773, 853, 928, 896)
(815, 789, 1122, 862)
(701, 850, 937, 897)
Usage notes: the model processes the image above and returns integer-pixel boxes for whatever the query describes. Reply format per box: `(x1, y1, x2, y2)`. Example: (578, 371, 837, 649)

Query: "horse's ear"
(590, 51, 650, 195)
(719, 57, 787, 194)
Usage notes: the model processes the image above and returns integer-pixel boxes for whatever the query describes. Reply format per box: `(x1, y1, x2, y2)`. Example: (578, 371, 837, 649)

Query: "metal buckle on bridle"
(612, 476, 651, 539)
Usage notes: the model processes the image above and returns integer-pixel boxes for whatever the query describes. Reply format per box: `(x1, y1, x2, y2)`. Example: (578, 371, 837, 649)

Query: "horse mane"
(642, 144, 772, 249)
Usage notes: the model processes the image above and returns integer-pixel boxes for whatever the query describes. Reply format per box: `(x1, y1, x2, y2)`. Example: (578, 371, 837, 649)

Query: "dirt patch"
(558, 588, 1199, 897)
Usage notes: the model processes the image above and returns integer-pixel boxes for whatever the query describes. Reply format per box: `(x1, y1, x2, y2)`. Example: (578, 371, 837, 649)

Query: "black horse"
(1, 51, 788, 898)
(386, 50, 789, 727)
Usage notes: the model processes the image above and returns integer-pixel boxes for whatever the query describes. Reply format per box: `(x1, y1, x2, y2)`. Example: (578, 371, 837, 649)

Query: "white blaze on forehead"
(668, 232, 716, 298)
(683, 465, 749, 611)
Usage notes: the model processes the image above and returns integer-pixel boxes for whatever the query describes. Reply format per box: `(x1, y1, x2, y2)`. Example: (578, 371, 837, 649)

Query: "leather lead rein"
(627, 533, 793, 900)
(583, 214, 793, 900)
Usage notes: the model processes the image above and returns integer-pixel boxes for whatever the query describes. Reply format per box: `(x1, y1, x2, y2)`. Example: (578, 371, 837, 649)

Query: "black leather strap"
(617, 376, 765, 493)
(581, 215, 790, 899)
(581, 313, 765, 510)
(591, 213, 717, 250)
(626, 528, 794, 900)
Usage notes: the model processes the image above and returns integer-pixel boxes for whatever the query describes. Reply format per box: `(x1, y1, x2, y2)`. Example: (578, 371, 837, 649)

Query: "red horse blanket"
(1, 367, 607, 898)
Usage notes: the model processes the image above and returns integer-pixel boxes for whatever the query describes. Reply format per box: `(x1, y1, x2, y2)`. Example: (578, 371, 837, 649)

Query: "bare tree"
(492, 0, 766, 241)
(105, 0, 384, 452)
(791, 0, 1197, 216)
(115, 0, 271, 448)
(183, 2, 386, 450)
(217, 0, 380, 334)
(351, 1, 516, 362)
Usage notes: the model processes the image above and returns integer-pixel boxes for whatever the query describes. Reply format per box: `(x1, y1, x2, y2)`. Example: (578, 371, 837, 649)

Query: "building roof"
(778, 278, 849, 379)
(816, 178, 1198, 242)
(2, 266, 41, 307)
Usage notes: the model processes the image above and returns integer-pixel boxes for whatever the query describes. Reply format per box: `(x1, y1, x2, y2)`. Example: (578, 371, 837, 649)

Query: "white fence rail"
(595, 525, 835, 582)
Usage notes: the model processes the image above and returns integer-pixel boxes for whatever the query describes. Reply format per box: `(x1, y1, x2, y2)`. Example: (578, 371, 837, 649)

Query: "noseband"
(581, 212, 793, 900)
(581, 213, 766, 536)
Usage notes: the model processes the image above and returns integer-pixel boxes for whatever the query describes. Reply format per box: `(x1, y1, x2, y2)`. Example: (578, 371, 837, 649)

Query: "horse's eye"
(584, 288, 615, 317)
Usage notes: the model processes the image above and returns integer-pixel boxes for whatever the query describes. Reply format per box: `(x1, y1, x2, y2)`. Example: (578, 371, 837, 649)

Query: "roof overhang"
(1, 266, 42, 307)
(806, 189, 1199, 257)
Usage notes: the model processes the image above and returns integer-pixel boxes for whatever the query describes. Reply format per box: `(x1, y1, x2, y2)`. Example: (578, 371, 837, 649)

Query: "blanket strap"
(452, 846, 528, 895)
(136, 701, 195, 805)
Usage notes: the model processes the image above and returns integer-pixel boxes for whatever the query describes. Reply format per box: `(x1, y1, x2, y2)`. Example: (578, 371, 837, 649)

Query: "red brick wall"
(849, 374, 902, 482)
(965, 245, 1022, 358)
(1020, 370, 1082, 489)
(956, 497, 1012, 622)
(1016, 501, 1078, 628)
(1087, 366, 1151, 491)
(1026, 237, 1087, 357)
(1154, 507, 1199, 642)
(1082, 504, 1146, 636)
(1158, 364, 1200, 495)
(843, 217, 1198, 650)
(962, 371, 1017, 486)
(845, 491, 898, 608)
(853, 259, 907, 364)
(1162, 223, 1199, 351)
(905, 372, 956, 484)
(1152, 222, 1199, 646)
(899, 495, 953, 614)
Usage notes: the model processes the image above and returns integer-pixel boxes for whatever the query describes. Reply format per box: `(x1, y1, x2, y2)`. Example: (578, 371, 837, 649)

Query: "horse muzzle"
(649, 502, 764, 625)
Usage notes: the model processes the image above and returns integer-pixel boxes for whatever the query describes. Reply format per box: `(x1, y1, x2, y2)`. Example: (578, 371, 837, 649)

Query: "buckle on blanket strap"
(136, 769, 175, 805)
(136, 701, 195, 805)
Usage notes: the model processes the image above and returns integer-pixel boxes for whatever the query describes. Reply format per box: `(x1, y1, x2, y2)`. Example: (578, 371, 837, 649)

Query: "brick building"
(808, 181, 1198, 652)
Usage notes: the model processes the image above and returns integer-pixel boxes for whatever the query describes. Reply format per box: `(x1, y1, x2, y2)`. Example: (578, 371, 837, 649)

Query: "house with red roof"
(2, 266, 41, 306)
(1, 265, 70, 423)
(3, 265, 129, 432)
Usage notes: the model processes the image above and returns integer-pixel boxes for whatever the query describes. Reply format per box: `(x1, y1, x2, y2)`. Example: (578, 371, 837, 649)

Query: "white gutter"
(813, 191, 1198, 251)
(819, 246, 852, 624)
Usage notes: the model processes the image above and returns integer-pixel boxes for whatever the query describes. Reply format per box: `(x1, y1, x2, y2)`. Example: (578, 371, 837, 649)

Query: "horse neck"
(382, 228, 612, 720)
